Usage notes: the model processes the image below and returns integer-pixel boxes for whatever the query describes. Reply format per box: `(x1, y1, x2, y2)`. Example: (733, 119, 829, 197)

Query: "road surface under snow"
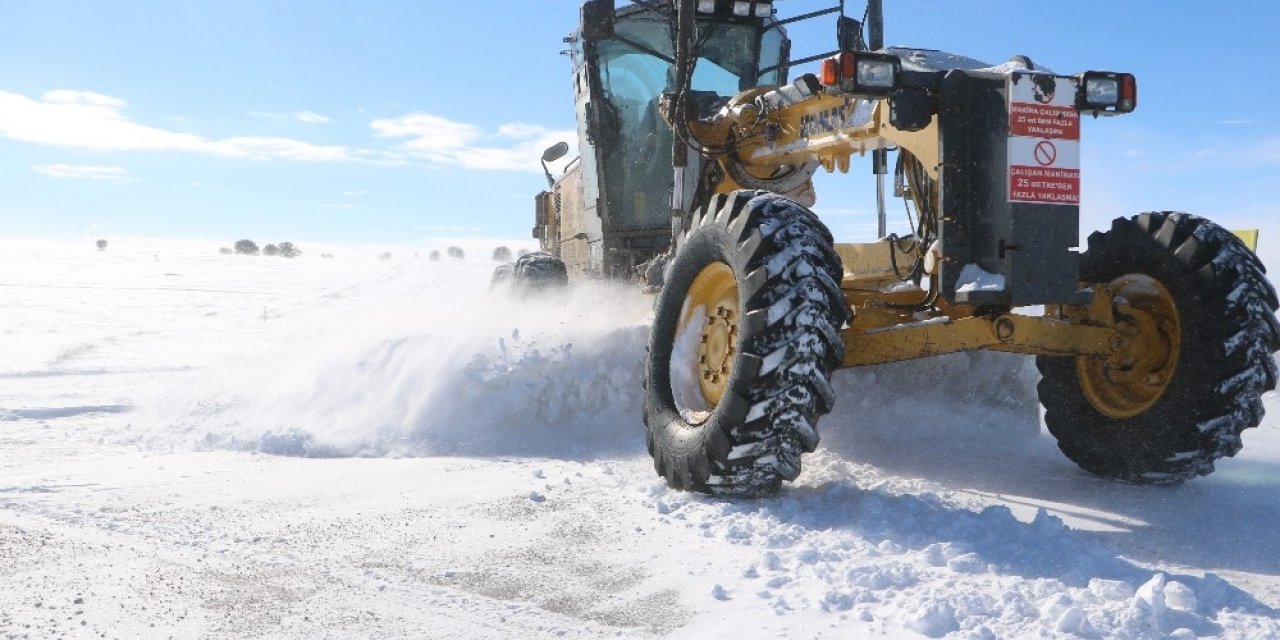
(2, 238, 1279, 639)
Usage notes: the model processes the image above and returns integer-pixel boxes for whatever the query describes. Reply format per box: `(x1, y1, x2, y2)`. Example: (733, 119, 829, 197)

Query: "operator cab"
(567, 0, 787, 277)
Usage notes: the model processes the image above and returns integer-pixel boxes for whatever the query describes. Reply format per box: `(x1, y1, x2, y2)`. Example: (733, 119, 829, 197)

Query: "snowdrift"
(147, 279, 651, 458)
(5, 240, 1279, 638)
(146, 266, 1041, 463)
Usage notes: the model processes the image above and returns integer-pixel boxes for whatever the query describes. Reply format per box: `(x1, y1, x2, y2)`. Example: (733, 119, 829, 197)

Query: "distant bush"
(320, 253, 334, 259)
(428, 250, 441, 261)
(379, 252, 393, 261)
(219, 247, 233, 255)
(96, 239, 108, 251)
(234, 239, 260, 255)
(263, 244, 280, 257)
(278, 242, 300, 258)
(492, 246, 513, 262)
(447, 246, 465, 260)
(518, 248, 531, 257)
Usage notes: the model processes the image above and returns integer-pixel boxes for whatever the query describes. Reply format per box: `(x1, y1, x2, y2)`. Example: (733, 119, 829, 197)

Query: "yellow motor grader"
(521, 0, 1279, 495)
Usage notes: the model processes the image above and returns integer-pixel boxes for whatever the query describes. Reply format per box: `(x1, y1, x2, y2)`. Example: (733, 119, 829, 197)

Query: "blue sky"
(1, 1, 1276, 245)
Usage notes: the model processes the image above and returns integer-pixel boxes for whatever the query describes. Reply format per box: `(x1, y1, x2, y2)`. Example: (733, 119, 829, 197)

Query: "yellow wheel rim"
(672, 262, 740, 424)
(1077, 274, 1182, 419)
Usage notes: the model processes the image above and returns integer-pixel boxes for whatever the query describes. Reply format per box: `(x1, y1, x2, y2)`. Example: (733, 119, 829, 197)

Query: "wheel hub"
(672, 262, 740, 422)
(699, 304, 738, 401)
(1077, 275, 1182, 419)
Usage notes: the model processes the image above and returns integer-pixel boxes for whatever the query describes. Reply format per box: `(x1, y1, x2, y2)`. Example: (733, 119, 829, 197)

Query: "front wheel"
(1037, 212, 1280, 483)
(643, 191, 849, 496)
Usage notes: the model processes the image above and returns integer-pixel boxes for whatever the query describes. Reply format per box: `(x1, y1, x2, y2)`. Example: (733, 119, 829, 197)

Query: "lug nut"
(994, 317, 1016, 341)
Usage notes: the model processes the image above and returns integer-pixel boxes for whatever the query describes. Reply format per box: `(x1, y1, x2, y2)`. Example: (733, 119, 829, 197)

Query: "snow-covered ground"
(2, 238, 1278, 639)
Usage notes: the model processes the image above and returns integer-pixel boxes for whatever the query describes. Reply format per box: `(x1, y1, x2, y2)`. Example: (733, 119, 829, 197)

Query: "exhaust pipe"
(868, 0, 887, 238)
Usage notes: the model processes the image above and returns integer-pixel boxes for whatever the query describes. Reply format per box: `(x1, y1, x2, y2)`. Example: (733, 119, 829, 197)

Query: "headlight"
(1078, 71, 1137, 114)
(857, 59, 898, 89)
(696, 0, 773, 19)
(821, 52, 901, 96)
(1085, 78, 1119, 105)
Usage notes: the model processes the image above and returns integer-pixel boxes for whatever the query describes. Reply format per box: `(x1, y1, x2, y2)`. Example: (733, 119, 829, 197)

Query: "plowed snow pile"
(2, 238, 1278, 639)
(148, 277, 653, 459)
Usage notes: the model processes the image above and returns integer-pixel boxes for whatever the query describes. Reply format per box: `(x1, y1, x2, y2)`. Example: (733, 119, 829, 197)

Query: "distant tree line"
(226, 239, 300, 258)
(213, 241, 534, 263)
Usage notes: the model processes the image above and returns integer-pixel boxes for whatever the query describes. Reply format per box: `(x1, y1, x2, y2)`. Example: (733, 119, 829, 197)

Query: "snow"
(955, 263, 1007, 293)
(3, 238, 1280, 639)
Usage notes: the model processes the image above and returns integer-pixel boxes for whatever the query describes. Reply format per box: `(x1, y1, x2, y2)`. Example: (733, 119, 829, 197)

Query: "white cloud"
(496, 122, 550, 139)
(32, 163, 132, 181)
(0, 89, 354, 162)
(371, 113, 478, 149)
(213, 136, 352, 162)
(293, 110, 331, 124)
(252, 109, 332, 124)
(3, 90, 576, 172)
(42, 90, 127, 109)
(371, 112, 575, 173)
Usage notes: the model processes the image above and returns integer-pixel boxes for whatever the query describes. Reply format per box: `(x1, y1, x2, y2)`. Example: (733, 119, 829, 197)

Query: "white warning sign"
(1008, 73, 1080, 205)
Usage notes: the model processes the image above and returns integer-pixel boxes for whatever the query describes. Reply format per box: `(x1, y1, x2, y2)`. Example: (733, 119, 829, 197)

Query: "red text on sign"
(1010, 103, 1080, 140)
(1009, 166, 1080, 204)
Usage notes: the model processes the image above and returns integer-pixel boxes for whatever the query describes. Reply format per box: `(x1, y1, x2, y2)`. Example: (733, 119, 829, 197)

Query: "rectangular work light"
(821, 51, 901, 96)
(1077, 71, 1137, 114)
(695, 0, 772, 19)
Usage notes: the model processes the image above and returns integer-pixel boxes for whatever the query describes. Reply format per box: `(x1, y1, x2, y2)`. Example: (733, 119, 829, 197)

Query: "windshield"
(592, 12, 783, 231)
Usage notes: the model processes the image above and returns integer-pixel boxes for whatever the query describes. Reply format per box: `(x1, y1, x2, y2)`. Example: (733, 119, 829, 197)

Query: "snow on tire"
(511, 252, 568, 294)
(1037, 212, 1280, 483)
(644, 191, 848, 496)
(490, 263, 515, 291)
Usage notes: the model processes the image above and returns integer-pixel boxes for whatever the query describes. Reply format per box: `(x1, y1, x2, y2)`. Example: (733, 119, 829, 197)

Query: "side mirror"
(581, 0, 614, 42)
(837, 16, 863, 52)
(541, 141, 570, 188)
(542, 141, 570, 164)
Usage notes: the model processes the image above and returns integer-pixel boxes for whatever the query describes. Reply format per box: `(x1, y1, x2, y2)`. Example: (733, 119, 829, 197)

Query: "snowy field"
(2, 237, 1279, 639)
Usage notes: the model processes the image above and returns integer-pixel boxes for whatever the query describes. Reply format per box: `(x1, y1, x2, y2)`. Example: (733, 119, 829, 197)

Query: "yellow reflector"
(1233, 229, 1259, 252)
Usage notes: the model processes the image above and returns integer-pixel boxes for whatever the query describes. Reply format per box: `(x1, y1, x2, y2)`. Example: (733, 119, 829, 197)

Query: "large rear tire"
(1037, 212, 1280, 483)
(644, 191, 848, 496)
(510, 252, 568, 294)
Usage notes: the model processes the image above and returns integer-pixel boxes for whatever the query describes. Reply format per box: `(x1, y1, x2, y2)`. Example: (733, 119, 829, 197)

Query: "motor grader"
(521, 0, 1279, 495)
